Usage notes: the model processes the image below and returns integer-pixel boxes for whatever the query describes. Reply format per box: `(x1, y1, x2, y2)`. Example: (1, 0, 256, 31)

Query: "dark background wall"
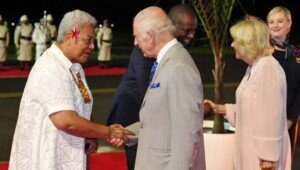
(1, 0, 299, 43)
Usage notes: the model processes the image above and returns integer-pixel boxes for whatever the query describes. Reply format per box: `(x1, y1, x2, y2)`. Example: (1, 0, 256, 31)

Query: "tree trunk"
(212, 48, 225, 133)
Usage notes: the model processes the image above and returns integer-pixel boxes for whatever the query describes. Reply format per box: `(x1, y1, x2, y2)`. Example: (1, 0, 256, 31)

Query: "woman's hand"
(260, 160, 275, 170)
(204, 99, 216, 112)
(204, 99, 226, 115)
(204, 99, 216, 117)
(287, 119, 293, 129)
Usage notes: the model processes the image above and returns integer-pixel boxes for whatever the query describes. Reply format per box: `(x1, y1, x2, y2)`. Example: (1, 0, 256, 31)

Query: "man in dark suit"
(106, 4, 198, 170)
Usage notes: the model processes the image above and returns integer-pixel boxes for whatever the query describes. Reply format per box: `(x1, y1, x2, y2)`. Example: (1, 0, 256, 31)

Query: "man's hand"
(287, 119, 293, 129)
(107, 124, 135, 147)
(85, 138, 98, 155)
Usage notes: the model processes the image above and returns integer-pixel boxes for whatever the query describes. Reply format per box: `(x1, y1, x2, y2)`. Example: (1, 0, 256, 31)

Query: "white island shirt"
(9, 43, 93, 170)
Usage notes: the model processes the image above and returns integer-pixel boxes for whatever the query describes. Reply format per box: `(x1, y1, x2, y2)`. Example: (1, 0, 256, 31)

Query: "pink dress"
(225, 56, 291, 170)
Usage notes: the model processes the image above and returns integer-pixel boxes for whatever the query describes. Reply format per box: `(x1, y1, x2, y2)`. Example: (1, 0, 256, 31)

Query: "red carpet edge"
(0, 66, 127, 78)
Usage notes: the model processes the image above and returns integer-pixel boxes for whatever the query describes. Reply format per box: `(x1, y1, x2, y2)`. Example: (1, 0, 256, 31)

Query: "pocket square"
(150, 82, 160, 89)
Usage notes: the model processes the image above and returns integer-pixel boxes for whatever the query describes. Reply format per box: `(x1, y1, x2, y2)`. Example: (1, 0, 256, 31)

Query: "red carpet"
(0, 66, 126, 78)
(89, 152, 128, 170)
(0, 162, 8, 170)
(0, 151, 127, 170)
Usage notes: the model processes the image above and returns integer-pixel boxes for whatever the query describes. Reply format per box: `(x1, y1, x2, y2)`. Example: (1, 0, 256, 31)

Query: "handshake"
(106, 124, 135, 147)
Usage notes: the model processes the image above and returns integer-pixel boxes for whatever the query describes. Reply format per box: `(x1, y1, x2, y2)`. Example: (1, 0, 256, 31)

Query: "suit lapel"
(141, 42, 182, 108)
(151, 42, 182, 83)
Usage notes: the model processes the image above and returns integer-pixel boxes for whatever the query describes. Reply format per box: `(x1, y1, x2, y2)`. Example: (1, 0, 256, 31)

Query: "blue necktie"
(149, 60, 158, 84)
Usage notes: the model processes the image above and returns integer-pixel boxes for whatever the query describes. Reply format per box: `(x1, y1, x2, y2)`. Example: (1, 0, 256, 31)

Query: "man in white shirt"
(9, 10, 133, 170)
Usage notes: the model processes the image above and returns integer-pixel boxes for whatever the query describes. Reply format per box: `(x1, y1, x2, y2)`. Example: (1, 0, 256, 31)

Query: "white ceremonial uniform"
(32, 24, 51, 60)
(97, 25, 113, 61)
(0, 24, 9, 62)
(9, 44, 93, 170)
(14, 23, 33, 61)
(47, 23, 57, 42)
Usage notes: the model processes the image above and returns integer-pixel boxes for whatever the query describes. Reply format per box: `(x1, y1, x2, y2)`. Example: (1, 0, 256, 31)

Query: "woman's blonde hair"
(267, 6, 292, 23)
(230, 16, 272, 60)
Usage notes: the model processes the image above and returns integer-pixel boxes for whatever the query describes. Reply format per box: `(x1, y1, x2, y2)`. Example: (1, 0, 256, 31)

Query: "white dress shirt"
(9, 44, 93, 170)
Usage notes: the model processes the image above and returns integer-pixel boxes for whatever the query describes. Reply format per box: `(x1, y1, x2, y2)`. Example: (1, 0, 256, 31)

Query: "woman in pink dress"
(205, 17, 291, 170)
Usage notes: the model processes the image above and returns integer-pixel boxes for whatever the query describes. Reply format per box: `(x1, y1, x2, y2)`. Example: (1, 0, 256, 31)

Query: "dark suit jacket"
(106, 46, 155, 126)
(273, 49, 300, 124)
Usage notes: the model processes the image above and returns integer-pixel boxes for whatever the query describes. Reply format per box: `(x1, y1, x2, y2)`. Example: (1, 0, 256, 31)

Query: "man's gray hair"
(134, 6, 175, 38)
(57, 10, 97, 43)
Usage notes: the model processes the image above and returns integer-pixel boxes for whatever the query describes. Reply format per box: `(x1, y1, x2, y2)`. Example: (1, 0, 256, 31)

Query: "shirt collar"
(156, 38, 177, 64)
(50, 43, 82, 73)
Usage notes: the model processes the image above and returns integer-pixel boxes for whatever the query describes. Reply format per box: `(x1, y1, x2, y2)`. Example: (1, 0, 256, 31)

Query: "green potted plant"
(189, 0, 237, 169)
(191, 0, 236, 133)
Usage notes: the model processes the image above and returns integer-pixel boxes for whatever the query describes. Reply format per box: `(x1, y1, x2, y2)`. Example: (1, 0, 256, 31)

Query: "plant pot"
(203, 120, 235, 170)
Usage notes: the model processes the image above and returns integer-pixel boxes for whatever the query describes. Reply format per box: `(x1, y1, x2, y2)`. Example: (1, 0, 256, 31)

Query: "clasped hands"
(107, 124, 135, 147)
